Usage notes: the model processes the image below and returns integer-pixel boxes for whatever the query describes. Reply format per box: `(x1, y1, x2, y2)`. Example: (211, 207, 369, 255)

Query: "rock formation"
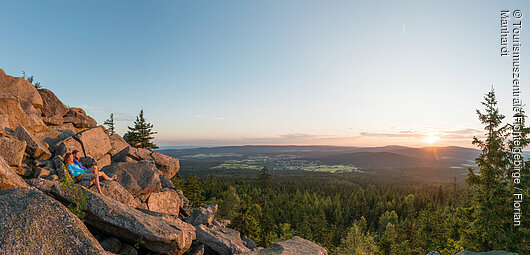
(0, 69, 329, 255)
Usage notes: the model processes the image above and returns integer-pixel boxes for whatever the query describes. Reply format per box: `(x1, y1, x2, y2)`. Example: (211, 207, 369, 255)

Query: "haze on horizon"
(0, 0, 528, 148)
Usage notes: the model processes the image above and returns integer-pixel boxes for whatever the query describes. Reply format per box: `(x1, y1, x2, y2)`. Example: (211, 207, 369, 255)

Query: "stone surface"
(88, 180, 141, 208)
(74, 126, 112, 160)
(189, 244, 205, 255)
(27, 113, 48, 133)
(36, 124, 78, 152)
(13, 125, 52, 160)
(187, 204, 218, 226)
(51, 184, 196, 255)
(113, 146, 153, 162)
(119, 244, 138, 255)
(151, 151, 180, 178)
(97, 154, 111, 168)
(14, 164, 34, 177)
(80, 156, 97, 168)
(100, 237, 122, 254)
(0, 114, 9, 130)
(38, 88, 69, 117)
(0, 156, 28, 189)
(195, 224, 252, 255)
(64, 107, 97, 128)
(110, 134, 129, 155)
(42, 115, 64, 126)
(147, 188, 181, 215)
(242, 236, 327, 255)
(0, 136, 26, 167)
(101, 160, 162, 198)
(25, 178, 58, 195)
(0, 95, 31, 131)
(160, 175, 176, 189)
(56, 136, 84, 156)
(0, 69, 43, 114)
(0, 187, 106, 255)
(34, 167, 54, 179)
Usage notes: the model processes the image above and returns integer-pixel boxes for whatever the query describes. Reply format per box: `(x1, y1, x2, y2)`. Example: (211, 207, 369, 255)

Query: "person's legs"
(90, 173, 103, 195)
(96, 170, 116, 181)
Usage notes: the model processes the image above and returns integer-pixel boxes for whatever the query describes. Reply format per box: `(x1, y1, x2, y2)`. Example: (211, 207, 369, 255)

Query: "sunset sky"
(1, 0, 528, 148)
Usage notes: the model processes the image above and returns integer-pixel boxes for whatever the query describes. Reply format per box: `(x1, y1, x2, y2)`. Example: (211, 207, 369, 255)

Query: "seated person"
(72, 150, 89, 172)
(63, 152, 116, 195)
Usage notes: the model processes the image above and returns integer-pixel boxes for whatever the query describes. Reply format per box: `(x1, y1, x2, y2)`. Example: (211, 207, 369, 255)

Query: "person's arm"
(73, 158, 89, 172)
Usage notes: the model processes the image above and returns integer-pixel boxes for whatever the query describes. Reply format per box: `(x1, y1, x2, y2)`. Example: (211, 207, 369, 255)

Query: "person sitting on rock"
(63, 152, 116, 195)
(72, 150, 89, 172)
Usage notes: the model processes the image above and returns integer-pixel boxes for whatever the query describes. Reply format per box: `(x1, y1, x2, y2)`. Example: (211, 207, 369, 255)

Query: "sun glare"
(425, 134, 440, 144)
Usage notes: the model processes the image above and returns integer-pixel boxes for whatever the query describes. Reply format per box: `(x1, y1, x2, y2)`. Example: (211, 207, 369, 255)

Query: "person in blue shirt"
(72, 150, 89, 172)
(63, 152, 116, 195)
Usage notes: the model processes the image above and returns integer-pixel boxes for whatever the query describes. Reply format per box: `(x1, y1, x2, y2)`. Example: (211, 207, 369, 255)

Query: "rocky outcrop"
(51, 184, 196, 255)
(0, 136, 26, 167)
(187, 204, 218, 226)
(100, 237, 122, 254)
(13, 125, 52, 160)
(110, 134, 129, 155)
(101, 160, 161, 198)
(147, 188, 182, 215)
(242, 236, 327, 255)
(195, 224, 252, 255)
(25, 178, 57, 195)
(56, 136, 84, 156)
(0, 187, 106, 254)
(0, 69, 43, 115)
(38, 88, 68, 117)
(114, 146, 180, 178)
(74, 126, 112, 160)
(151, 151, 180, 178)
(0, 156, 29, 189)
(64, 107, 97, 128)
(88, 180, 141, 208)
(0, 95, 31, 131)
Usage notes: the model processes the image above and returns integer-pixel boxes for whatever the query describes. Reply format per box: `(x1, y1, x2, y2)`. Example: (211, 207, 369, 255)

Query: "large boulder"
(0, 136, 26, 167)
(42, 115, 64, 126)
(0, 69, 43, 114)
(27, 113, 49, 133)
(0, 187, 107, 254)
(242, 236, 327, 255)
(88, 180, 141, 208)
(36, 123, 79, 152)
(147, 188, 182, 215)
(195, 224, 252, 255)
(113, 146, 152, 162)
(38, 88, 68, 117)
(110, 134, 129, 155)
(151, 151, 180, 178)
(0, 156, 28, 189)
(187, 204, 218, 226)
(74, 126, 112, 160)
(0, 95, 31, 131)
(97, 154, 111, 168)
(64, 107, 97, 128)
(13, 125, 51, 160)
(56, 136, 84, 156)
(25, 178, 57, 195)
(101, 160, 162, 198)
(51, 184, 196, 255)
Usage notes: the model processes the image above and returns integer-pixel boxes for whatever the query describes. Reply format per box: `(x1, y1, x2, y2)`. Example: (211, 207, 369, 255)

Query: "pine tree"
(126, 110, 158, 150)
(104, 113, 116, 136)
(219, 186, 240, 220)
(259, 166, 274, 247)
(183, 174, 204, 208)
(464, 89, 513, 251)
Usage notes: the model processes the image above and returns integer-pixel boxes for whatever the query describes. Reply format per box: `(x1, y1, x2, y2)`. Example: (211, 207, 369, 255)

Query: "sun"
(425, 134, 440, 144)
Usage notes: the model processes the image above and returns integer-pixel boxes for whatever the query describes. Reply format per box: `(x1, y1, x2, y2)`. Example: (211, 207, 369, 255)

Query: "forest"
(172, 90, 529, 255)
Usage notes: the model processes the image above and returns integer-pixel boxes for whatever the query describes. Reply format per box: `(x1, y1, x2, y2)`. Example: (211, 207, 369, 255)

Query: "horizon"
(1, 0, 528, 148)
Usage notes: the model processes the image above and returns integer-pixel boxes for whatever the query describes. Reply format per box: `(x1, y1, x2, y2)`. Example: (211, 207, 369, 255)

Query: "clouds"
(80, 105, 135, 121)
(360, 128, 483, 141)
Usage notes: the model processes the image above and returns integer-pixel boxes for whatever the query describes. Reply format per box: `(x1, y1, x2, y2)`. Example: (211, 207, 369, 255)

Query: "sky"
(0, 0, 528, 148)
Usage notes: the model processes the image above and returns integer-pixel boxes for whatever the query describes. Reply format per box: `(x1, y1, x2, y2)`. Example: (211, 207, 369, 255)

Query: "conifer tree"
(259, 166, 274, 247)
(104, 113, 116, 136)
(126, 110, 158, 150)
(464, 89, 514, 251)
